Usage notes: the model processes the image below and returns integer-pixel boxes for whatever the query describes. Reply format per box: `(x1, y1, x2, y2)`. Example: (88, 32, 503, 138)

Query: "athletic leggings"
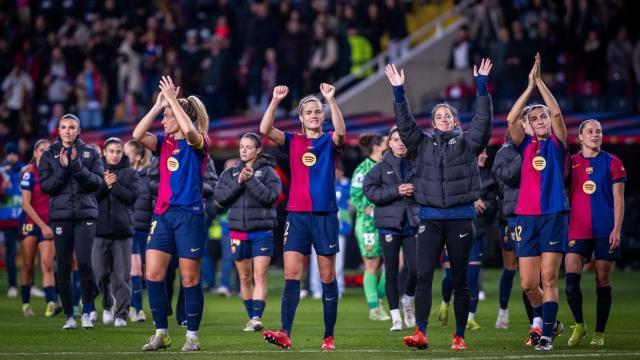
(52, 220, 96, 316)
(415, 219, 473, 330)
(380, 232, 417, 310)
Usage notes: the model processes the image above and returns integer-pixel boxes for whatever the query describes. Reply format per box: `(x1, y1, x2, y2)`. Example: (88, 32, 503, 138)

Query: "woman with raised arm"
(132, 76, 210, 352)
(385, 58, 493, 351)
(507, 53, 569, 351)
(260, 83, 345, 351)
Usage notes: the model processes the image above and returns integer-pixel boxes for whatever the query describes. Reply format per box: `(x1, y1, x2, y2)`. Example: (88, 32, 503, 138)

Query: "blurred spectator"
(309, 22, 339, 89)
(384, 0, 409, 63)
(362, 2, 384, 56)
(116, 30, 142, 99)
(140, 30, 163, 102)
(532, 19, 558, 85)
(161, 49, 182, 91)
(468, 0, 504, 55)
(42, 47, 72, 105)
(1, 63, 33, 136)
(521, 0, 558, 40)
(448, 26, 474, 71)
(200, 35, 232, 118)
(47, 103, 65, 136)
(634, 39, 640, 88)
(75, 59, 108, 129)
(347, 27, 373, 80)
(249, 47, 280, 115)
(580, 30, 606, 94)
(278, 17, 309, 108)
(113, 91, 141, 124)
(181, 30, 205, 96)
(606, 26, 634, 85)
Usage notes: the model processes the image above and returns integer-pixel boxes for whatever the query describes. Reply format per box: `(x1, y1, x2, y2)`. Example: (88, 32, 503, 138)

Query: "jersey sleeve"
(610, 155, 627, 183)
(20, 171, 34, 191)
(516, 134, 532, 153)
(328, 131, 343, 154)
(279, 132, 294, 155)
(152, 133, 165, 157)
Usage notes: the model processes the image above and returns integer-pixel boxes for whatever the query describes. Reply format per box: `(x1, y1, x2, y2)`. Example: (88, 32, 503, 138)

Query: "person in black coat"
(38, 114, 104, 329)
(214, 132, 281, 332)
(93, 137, 139, 326)
(124, 140, 153, 322)
(385, 59, 493, 349)
(363, 126, 419, 332)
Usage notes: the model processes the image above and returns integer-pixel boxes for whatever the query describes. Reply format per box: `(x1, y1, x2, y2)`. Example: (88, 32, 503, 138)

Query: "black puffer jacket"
(38, 139, 104, 221)
(147, 156, 218, 216)
(132, 165, 153, 231)
(491, 141, 521, 218)
(96, 156, 139, 238)
(473, 166, 499, 237)
(214, 154, 281, 232)
(394, 95, 492, 209)
(363, 151, 419, 230)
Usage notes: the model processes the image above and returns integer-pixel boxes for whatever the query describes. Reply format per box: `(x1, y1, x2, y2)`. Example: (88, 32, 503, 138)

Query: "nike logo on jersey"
(261, 247, 269, 251)
(232, 172, 239, 176)
(191, 248, 201, 252)
(86, 222, 94, 225)
(329, 244, 337, 248)
(459, 233, 469, 238)
(386, 171, 394, 174)
(549, 241, 559, 245)
(54, 155, 61, 158)
(325, 297, 336, 301)
(187, 313, 199, 317)
(572, 164, 581, 168)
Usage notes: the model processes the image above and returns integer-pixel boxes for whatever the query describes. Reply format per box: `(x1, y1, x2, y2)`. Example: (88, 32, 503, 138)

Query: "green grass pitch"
(1, 268, 640, 359)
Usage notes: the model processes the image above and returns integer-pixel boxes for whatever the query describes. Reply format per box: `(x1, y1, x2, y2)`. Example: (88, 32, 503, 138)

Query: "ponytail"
(125, 140, 151, 169)
(178, 96, 209, 137)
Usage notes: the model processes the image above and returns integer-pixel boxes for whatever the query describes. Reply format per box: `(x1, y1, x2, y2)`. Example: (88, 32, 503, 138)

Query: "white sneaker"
(214, 286, 231, 298)
(479, 290, 486, 301)
(243, 318, 263, 332)
(63, 317, 77, 330)
(102, 310, 114, 325)
(136, 310, 146, 322)
(390, 319, 403, 331)
(312, 292, 322, 300)
(128, 308, 138, 322)
(81, 313, 93, 329)
(495, 309, 509, 329)
(30, 286, 45, 298)
(377, 300, 391, 321)
(89, 310, 98, 322)
(402, 301, 416, 328)
(299, 289, 309, 299)
(7, 286, 17, 298)
(22, 304, 36, 317)
(114, 318, 127, 327)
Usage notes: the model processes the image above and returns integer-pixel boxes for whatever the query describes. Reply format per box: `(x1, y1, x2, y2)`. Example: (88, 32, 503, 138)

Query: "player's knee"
(145, 268, 165, 282)
(540, 273, 557, 290)
(320, 272, 335, 283)
(181, 273, 200, 287)
(595, 276, 610, 288)
(239, 272, 252, 284)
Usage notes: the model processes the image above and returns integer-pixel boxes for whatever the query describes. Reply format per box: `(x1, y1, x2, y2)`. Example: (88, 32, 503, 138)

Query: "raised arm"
(132, 92, 166, 152)
(159, 76, 204, 148)
(319, 83, 345, 147)
(259, 86, 287, 146)
(507, 56, 539, 145)
(465, 58, 494, 155)
(534, 53, 566, 146)
(384, 64, 424, 152)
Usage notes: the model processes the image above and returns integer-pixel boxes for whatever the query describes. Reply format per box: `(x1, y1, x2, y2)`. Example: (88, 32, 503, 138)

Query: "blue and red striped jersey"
(154, 133, 208, 215)
(280, 132, 340, 212)
(568, 151, 626, 239)
(515, 134, 569, 215)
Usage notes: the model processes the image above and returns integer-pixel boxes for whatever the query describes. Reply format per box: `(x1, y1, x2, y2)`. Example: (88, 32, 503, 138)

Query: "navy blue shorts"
(566, 238, 620, 261)
(468, 236, 484, 262)
(500, 218, 517, 251)
(146, 207, 207, 259)
(283, 212, 339, 256)
(231, 236, 274, 260)
(132, 230, 148, 255)
(20, 223, 51, 243)
(515, 213, 568, 257)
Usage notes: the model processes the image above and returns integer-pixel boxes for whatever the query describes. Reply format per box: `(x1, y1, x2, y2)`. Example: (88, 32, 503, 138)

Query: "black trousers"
(381, 232, 418, 310)
(415, 219, 473, 328)
(52, 220, 96, 316)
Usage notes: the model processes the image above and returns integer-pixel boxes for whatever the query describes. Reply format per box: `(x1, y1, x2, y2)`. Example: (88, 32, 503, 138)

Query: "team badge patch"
(302, 152, 316, 167)
(167, 157, 180, 172)
(568, 240, 576, 248)
(83, 151, 91, 159)
(418, 225, 426, 234)
(582, 180, 596, 194)
(585, 167, 593, 174)
(385, 234, 393, 243)
(532, 156, 546, 171)
(55, 227, 63, 235)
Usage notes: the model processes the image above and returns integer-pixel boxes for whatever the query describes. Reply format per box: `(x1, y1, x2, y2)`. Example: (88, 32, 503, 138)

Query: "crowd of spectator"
(444, 0, 640, 112)
(0, 0, 416, 157)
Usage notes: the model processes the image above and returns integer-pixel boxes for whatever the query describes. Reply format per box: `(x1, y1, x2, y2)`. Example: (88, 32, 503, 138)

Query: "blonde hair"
(297, 95, 323, 132)
(125, 140, 151, 169)
(177, 96, 209, 135)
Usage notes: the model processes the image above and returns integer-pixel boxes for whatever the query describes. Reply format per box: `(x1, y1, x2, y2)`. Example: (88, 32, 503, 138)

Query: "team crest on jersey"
(255, 170, 262, 177)
(582, 180, 596, 194)
(385, 234, 393, 243)
(532, 156, 546, 171)
(302, 152, 316, 167)
(448, 138, 457, 145)
(231, 239, 241, 254)
(568, 240, 576, 248)
(55, 227, 63, 235)
(167, 157, 180, 172)
(83, 151, 91, 159)
(418, 225, 426, 234)
(585, 167, 593, 174)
